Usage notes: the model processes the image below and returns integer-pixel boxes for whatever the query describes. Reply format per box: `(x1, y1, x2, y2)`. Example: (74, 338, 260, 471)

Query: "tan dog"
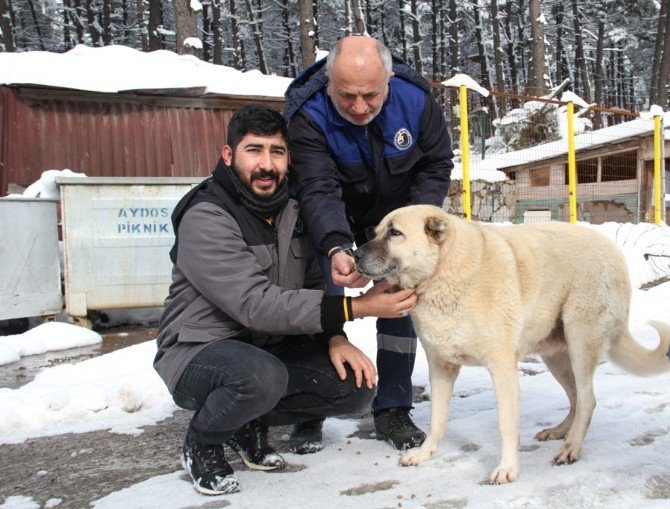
(354, 204, 670, 484)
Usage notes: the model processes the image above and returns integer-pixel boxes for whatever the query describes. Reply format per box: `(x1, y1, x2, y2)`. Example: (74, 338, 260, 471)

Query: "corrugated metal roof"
(0, 86, 285, 194)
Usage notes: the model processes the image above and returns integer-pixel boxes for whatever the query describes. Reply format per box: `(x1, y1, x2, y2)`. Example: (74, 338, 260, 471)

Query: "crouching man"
(154, 104, 417, 496)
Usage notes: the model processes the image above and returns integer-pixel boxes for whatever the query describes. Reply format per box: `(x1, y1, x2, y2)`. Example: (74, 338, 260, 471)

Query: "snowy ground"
(1, 222, 670, 509)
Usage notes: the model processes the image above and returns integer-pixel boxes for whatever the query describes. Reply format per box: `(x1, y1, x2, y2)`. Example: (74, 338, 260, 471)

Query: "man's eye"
(388, 228, 402, 237)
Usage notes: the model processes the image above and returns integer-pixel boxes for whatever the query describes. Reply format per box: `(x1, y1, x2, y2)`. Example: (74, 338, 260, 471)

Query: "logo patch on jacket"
(393, 128, 413, 150)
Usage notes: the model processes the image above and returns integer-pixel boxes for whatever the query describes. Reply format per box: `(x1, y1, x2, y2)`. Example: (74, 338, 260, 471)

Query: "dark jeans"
(172, 337, 374, 445)
(317, 251, 417, 413)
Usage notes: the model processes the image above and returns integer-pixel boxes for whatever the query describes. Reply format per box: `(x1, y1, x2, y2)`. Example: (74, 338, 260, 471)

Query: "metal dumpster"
(57, 177, 203, 325)
(0, 197, 63, 321)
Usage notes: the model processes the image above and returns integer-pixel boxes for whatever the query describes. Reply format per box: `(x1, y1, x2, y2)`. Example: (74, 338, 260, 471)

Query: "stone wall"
(443, 179, 516, 223)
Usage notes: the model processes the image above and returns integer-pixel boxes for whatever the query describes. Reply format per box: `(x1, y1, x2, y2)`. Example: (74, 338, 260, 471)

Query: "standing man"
(155, 104, 418, 496)
(284, 36, 454, 451)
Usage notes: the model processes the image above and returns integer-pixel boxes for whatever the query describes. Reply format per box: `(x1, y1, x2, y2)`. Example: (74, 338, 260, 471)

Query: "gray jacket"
(154, 192, 337, 393)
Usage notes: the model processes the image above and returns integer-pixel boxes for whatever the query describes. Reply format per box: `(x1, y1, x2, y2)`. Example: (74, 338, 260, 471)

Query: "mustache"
(251, 170, 278, 181)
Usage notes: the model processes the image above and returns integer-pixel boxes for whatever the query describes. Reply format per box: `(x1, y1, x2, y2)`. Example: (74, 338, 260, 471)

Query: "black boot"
(374, 408, 426, 451)
(289, 418, 325, 454)
(226, 420, 285, 470)
(182, 437, 240, 495)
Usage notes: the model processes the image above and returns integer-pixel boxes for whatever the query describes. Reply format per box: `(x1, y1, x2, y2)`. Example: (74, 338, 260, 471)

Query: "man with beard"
(154, 104, 417, 496)
(284, 36, 454, 451)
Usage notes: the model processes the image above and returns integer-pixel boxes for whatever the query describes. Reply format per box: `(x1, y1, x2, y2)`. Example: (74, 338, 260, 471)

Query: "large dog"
(354, 204, 670, 484)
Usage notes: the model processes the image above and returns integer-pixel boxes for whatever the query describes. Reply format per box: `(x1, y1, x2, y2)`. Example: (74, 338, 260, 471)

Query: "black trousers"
(172, 337, 375, 445)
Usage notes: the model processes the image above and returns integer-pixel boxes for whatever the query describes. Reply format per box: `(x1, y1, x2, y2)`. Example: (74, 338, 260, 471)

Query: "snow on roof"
(0, 45, 291, 99)
(485, 117, 663, 171)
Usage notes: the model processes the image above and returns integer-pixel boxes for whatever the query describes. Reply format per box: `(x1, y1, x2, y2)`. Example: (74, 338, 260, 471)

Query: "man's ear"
(425, 215, 447, 243)
(222, 145, 233, 166)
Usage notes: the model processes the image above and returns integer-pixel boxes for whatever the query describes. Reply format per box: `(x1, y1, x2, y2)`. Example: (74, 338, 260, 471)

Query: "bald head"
(325, 36, 393, 79)
(325, 36, 394, 125)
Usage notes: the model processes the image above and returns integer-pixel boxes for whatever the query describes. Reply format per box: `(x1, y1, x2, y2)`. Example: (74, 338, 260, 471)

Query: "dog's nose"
(353, 247, 365, 263)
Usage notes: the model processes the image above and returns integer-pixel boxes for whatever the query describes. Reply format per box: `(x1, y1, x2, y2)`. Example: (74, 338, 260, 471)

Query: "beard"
(232, 161, 281, 201)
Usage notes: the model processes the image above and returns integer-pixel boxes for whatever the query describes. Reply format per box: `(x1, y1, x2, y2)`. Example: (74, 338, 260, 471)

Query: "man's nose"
(259, 149, 273, 169)
(351, 96, 367, 114)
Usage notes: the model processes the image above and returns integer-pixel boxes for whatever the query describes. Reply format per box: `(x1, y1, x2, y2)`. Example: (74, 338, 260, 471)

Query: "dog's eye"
(388, 228, 402, 237)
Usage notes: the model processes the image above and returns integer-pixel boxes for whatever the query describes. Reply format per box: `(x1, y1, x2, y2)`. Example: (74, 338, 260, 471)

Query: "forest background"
(1, 0, 669, 131)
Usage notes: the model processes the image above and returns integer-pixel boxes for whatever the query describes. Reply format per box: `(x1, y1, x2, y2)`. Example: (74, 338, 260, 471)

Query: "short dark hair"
(226, 104, 287, 150)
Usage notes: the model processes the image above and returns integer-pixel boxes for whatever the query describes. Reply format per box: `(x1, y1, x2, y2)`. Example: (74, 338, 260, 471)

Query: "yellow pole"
(566, 101, 577, 224)
(654, 114, 663, 225)
(459, 85, 471, 220)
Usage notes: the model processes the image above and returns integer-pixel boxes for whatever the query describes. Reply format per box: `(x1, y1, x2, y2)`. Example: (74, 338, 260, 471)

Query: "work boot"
(226, 420, 285, 470)
(289, 418, 325, 454)
(182, 437, 240, 496)
(374, 407, 426, 451)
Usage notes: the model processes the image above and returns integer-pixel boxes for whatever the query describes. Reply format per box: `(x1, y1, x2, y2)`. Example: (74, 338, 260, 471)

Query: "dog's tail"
(608, 321, 670, 376)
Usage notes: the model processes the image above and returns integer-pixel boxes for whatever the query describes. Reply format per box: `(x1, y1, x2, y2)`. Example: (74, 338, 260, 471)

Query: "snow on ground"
(1, 222, 669, 508)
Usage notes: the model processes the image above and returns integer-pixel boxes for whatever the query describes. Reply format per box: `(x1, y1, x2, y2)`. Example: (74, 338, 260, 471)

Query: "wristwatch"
(328, 244, 355, 261)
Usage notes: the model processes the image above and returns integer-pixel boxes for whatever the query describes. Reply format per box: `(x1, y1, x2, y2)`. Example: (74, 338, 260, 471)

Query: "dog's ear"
(425, 215, 448, 243)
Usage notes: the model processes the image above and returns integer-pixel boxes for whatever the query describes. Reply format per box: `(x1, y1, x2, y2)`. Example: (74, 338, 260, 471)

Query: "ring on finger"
(400, 309, 409, 317)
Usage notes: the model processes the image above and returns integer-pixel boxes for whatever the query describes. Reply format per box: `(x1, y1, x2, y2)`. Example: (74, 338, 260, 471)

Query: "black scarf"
(212, 159, 288, 219)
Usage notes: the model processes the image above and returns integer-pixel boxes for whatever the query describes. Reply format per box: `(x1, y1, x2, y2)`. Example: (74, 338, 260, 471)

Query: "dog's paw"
(399, 447, 431, 466)
(553, 441, 581, 465)
(535, 427, 567, 441)
(489, 463, 519, 484)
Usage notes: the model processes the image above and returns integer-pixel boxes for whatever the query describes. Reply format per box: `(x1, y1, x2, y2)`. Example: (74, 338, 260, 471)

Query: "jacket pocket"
(178, 321, 241, 343)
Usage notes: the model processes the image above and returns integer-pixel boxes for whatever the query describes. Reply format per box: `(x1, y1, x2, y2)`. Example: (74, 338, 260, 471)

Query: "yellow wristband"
(343, 296, 350, 321)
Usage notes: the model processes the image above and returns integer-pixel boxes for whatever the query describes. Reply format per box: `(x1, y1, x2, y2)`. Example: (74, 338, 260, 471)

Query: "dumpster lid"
(56, 177, 206, 185)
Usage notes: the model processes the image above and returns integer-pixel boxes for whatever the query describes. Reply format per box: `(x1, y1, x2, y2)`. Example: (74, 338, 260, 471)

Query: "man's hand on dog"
(328, 335, 377, 389)
(352, 282, 417, 319)
(330, 250, 370, 288)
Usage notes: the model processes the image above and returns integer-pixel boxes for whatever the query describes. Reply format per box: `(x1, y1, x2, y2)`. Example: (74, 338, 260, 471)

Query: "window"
(530, 167, 550, 187)
(565, 158, 597, 184)
(601, 151, 637, 181)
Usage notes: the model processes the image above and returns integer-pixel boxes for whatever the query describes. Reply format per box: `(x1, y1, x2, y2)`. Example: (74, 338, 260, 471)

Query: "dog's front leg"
(488, 360, 520, 483)
(400, 358, 460, 466)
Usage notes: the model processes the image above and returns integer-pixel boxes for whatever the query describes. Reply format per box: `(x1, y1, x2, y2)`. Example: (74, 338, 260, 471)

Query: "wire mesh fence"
(432, 85, 668, 226)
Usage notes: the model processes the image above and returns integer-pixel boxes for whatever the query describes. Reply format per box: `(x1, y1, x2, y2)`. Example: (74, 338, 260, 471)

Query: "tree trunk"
(26, 0, 45, 49)
(571, 0, 592, 102)
(102, 0, 111, 45)
(312, 1, 319, 49)
(136, 0, 149, 51)
(502, 0, 519, 107)
(448, 0, 458, 73)
(652, 0, 670, 107)
(526, 0, 548, 96)
(298, 0, 316, 67)
(351, 0, 366, 35)
(173, 0, 199, 55)
(410, 0, 422, 73)
(229, 0, 245, 69)
(399, 0, 408, 61)
(0, 0, 15, 52)
(245, 0, 268, 74)
(552, 2, 567, 87)
(202, 2, 211, 61)
(593, 19, 605, 129)
(490, 0, 506, 117)
(650, 0, 668, 104)
(343, 0, 351, 36)
(86, 0, 101, 47)
(148, 0, 163, 50)
(473, 0, 494, 115)
(430, 0, 442, 81)
(211, 0, 223, 65)
(281, 0, 297, 76)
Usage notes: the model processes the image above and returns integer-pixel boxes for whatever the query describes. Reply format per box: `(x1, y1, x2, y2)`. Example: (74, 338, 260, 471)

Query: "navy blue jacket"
(284, 57, 454, 254)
